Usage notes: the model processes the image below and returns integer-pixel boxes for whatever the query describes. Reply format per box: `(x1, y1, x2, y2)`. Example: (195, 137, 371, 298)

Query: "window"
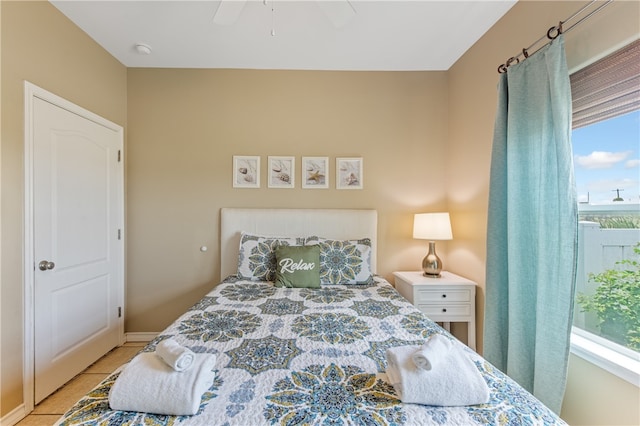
(572, 111, 639, 350)
(570, 39, 640, 385)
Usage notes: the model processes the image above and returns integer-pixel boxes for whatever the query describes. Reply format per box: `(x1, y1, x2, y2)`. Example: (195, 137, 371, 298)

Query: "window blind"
(570, 38, 640, 129)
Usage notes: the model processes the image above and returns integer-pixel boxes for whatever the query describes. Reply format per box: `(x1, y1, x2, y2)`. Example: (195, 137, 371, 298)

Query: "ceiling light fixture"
(134, 43, 152, 55)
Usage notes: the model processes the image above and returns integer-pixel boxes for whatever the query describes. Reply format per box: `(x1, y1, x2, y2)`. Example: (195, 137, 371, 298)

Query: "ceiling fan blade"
(316, 0, 356, 28)
(213, 0, 248, 26)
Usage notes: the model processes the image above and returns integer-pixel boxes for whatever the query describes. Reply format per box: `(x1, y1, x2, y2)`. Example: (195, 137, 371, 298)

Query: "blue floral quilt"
(56, 277, 565, 425)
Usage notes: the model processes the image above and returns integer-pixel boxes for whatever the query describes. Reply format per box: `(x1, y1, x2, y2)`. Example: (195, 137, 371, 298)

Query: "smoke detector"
(134, 43, 152, 55)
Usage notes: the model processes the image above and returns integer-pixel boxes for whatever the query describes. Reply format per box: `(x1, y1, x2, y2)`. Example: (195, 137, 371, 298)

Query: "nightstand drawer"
(419, 304, 471, 317)
(415, 289, 470, 303)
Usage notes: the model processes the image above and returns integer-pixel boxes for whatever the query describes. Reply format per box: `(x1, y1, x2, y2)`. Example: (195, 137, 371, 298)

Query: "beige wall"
(562, 353, 640, 425)
(448, 1, 640, 424)
(1, 1, 127, 416)
(125, 68, 449, 332)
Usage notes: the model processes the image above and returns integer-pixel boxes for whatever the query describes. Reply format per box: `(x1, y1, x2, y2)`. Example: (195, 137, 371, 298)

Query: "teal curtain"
(484, 35, 578, 414)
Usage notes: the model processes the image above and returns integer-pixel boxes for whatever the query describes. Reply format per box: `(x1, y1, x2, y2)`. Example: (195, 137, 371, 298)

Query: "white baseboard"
(125, 332, 158, 343)
(1, 404, 28, 426)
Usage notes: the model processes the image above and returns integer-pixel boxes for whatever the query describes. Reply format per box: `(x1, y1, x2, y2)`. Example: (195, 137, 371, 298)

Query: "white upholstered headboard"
(220, 208, 377, 279)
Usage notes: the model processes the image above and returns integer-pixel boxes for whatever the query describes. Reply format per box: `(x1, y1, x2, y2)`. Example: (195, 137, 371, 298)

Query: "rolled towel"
(386, 344, 490, 406)
(109, 352, 217, 415)
(411, 334, 453, 371)
(156, 338, 195, 371)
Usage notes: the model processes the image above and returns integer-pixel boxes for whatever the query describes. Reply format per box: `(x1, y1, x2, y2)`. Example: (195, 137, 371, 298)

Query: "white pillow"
(237, 232, 305, 281)
(304, 236, 374, 285)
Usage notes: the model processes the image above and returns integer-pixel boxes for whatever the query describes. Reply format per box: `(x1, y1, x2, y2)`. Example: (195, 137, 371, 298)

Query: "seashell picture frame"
(268, 156, 295, 189)
(336, 157, 363, 190)
(233, 155, 260, 188)
(302, 157, 329, 189)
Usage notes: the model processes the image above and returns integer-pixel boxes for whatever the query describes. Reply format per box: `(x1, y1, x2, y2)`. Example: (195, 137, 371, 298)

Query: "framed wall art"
(233, 156, 260, 188)
(302, 157, 329, 189)
(336, 157, 363, 189)
(268, 156, 295, 188)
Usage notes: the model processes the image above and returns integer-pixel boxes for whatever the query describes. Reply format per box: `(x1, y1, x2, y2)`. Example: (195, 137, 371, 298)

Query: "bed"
(56, 208, 565, 425)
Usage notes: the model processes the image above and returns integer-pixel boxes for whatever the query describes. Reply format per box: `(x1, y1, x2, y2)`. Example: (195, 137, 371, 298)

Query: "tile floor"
(17, 342, 146, 426)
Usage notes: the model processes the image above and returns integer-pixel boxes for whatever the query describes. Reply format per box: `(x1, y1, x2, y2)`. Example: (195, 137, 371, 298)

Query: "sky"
(572, 110, 640, 205)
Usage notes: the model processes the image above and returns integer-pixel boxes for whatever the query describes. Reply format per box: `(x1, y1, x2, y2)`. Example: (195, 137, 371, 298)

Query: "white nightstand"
(393, 271, 477, 350)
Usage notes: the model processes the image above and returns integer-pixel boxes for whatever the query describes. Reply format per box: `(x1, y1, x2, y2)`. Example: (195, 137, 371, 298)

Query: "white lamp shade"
(413, 213, 453, 240)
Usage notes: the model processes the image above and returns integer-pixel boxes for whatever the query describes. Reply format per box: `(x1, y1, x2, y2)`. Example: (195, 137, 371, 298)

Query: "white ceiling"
(50, 0, 517, 71)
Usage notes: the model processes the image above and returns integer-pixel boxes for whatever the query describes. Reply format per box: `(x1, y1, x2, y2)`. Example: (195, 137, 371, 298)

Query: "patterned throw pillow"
(274, 245, 321, 288)
(237, 233, 305, 281)
(304, 236, 374, 285)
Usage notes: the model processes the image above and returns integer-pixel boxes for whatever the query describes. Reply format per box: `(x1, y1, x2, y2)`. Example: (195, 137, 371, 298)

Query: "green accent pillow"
(274, 245, 321, 288)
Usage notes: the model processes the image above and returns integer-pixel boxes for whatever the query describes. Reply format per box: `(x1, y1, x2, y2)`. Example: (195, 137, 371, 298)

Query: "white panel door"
(33, 97, 123, 403)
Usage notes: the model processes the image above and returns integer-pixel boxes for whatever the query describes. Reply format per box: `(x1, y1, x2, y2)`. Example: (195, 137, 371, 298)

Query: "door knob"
(38, 260, 55, 271)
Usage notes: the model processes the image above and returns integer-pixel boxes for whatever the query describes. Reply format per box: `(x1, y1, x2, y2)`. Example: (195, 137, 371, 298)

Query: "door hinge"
(117, 150, 121, 162)
(118, 307, 122, 318)
(118, 229, 122, 240)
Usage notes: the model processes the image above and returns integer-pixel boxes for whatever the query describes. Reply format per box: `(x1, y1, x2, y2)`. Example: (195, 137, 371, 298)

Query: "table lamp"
(413, 212, 453, 278)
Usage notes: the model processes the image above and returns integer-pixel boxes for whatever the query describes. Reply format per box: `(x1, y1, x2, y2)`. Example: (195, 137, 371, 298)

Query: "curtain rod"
(497, 0, 613, 73)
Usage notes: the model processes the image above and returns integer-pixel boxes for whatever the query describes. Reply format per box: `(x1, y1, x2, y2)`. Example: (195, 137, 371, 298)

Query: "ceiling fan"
(212, 0, 357, 29)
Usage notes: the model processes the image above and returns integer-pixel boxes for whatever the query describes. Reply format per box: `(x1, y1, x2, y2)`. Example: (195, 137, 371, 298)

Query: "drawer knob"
(441, 294, 447, 298)
(442, 308, 447, 312)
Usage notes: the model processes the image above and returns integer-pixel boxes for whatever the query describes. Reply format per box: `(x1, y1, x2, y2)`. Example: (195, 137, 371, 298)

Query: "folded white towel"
(386, 344, 490, 406)
(156, 338, 195, 371)
(411, 334, 453, 371)
(109, 352, 217, 415)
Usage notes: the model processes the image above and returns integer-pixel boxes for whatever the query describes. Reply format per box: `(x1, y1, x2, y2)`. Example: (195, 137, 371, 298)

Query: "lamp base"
(421, 241, 443, 278)
(422, 272, 442, 278)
